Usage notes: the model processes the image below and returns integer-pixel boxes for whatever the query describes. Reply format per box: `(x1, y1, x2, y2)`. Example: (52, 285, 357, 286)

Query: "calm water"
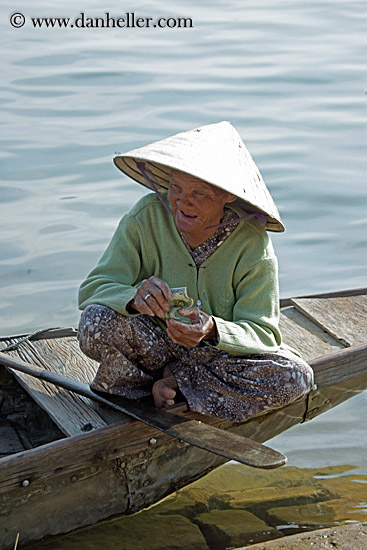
(1, 0, 366, 547)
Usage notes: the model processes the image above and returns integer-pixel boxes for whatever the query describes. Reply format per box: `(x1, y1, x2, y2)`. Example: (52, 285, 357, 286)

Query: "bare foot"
(152, 376, 178, 408)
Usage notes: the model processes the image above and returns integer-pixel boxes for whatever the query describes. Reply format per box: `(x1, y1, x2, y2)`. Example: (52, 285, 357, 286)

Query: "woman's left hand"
(166, 307, 217, 347)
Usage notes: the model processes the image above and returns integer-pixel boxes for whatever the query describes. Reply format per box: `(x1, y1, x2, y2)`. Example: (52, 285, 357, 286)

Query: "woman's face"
(168, 170, 236, 248)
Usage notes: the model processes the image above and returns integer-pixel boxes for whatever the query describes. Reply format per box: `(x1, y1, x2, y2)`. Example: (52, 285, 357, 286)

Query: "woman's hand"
(129, 276, 173, 318)
(167, 307, 217, 347)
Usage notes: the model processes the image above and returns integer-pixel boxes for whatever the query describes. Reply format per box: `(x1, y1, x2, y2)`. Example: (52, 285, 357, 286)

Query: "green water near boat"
(1, 0, 366, 548)
(27, 461, 367, 549)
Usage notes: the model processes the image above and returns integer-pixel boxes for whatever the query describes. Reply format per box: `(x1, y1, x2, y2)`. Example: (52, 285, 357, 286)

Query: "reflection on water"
(29, 463, 367, 550)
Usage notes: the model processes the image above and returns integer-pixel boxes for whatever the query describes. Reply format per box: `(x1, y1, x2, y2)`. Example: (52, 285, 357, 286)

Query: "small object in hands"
(144, 293, 151, 301)
(165, 287, 194, 324)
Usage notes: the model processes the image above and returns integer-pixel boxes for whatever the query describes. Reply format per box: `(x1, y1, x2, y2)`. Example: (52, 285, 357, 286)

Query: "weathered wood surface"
(304, 374, 367, 421)
(0, 351, 287, 470)
(1, 460, 130, 549)
(0, 427, 221, 550)
(291, 294, 367, 347)
(0, 421, 24, 455)
(310, 344, 367, 389)
(279, 306, 344, 361)
(280, 287, 367, 308)
(0, 337, 128, 437)
(0, 416, 171, 495)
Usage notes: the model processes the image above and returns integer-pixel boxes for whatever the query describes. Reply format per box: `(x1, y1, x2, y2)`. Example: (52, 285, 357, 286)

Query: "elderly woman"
(78, 121, 314, 422)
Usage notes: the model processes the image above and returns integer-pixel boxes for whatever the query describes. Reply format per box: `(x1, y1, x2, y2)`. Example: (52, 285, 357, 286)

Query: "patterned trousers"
(78, 304, 314, 422)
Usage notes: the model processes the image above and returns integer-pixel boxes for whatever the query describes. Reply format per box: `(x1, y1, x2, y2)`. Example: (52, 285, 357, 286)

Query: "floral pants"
(78, 304, 314, 422)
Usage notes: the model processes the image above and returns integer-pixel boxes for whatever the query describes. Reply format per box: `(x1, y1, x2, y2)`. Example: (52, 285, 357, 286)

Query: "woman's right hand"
(129, 276, 173, 318)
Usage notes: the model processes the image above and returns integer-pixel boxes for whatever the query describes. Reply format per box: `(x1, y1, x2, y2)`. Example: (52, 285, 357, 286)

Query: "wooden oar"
(0, 351, 287, 469)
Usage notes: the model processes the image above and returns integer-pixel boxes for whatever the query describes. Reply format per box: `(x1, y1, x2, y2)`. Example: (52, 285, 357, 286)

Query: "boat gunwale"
(279, 287, 366, 308)
(0, 287, 365, 343)
(0, 287, 366, 493)
(0, 341, 366, 494)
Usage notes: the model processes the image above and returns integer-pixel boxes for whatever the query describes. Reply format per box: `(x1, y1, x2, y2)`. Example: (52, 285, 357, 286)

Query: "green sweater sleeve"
(213, 257, 281, 355)
(78, 214, 142, 316)
(78, 195, 283, 357)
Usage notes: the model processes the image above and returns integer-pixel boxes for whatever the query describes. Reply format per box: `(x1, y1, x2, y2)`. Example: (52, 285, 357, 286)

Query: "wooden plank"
(0, 421, 24, 455)
(0, 352, 287, 470)
(0, 460, 130, 550)
(0, 337, 128, 437)
(0, 414, 161, 495)
(309, 343, 367, 389)
(28, 337, 129, 426)
(280, 287, 367, 308)
(279, 306, 344, 361)
(291, 294, 367, 347)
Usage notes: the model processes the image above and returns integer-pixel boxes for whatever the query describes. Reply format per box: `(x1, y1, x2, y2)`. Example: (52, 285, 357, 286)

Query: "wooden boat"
(0, 288, 366, 549)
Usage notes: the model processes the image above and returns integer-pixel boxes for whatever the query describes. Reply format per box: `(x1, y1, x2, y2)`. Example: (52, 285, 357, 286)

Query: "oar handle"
(0, 351, 91, 396)
(0, 350, 287, 469)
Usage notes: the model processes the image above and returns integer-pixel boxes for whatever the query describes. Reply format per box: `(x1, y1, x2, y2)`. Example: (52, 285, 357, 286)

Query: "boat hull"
(1, 288, 366, 549)
(1, 370, 366, 549)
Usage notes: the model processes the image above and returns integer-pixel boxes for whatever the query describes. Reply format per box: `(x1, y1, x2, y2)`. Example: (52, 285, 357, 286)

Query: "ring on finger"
(144, 293, 151, 301)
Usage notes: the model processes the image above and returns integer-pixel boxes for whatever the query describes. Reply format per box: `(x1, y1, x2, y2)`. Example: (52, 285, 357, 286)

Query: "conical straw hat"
(114, 121, 284, 232)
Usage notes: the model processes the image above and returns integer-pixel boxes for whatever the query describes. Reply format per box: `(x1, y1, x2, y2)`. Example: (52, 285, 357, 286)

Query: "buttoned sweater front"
(78, 193, 282, 356)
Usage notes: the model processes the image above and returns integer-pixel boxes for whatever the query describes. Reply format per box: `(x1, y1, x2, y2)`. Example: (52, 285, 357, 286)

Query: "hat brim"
(114, 155, 284, 233)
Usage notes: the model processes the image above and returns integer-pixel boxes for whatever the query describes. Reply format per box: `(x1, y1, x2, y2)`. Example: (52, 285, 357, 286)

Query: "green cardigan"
(78, 193, 282, 356)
